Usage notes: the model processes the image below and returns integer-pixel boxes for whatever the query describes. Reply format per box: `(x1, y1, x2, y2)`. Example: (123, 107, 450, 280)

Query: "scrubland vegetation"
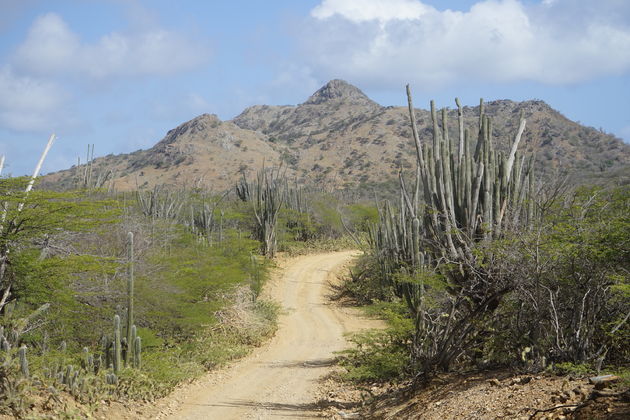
(0, 164, 375, 416)
(1, 85, 627, 418)
(337, 89, 629, 396)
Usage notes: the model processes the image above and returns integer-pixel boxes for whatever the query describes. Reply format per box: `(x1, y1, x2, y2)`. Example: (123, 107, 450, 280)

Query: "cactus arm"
(505, 115, 527, 184)
(405, 85, 426, 173)
(455, 98, 464, 161)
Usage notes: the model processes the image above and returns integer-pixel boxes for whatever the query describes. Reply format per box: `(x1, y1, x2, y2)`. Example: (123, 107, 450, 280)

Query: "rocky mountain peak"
(304, 79, 376, 106)
(157, 113, 222, 146)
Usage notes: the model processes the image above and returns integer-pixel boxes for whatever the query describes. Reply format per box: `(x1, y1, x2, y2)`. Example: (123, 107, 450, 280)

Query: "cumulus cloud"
(303, 0, 630, 88)
(312, 0, 433, 23)
(14, 13, 210, 79)
(0, 67, 68, 132)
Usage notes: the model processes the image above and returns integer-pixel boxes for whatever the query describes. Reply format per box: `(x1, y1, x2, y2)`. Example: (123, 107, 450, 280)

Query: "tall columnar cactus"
(0, 327, 9, 352)
(236, 166, 285, 258)
(189, 191, 229, 244)
(113, 314, 122, 373)
(388, 87, 533, 266)
(101, 335, 111, 369)
(64, 365, 73, 385)
(126, 232, 134, 365)
(370, 86, 538, 377)
(135, 184, 186, 220)
(130, 325, 137, 349)
(282, 180, 316, 242)
(82, 347, 95, 373)
(133, 336, 142, 369)
(18, 345, 28, 377)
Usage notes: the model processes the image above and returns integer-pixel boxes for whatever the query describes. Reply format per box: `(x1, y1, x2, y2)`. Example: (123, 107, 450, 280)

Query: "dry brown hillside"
(43, 80, 630, 191)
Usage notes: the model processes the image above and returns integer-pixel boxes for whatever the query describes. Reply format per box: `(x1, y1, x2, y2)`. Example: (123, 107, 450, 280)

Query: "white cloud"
(311, 0, 434, 23)
(0, 67, 68, 132)
(14, 13, 210, 79)
(303, 0, 630, 88)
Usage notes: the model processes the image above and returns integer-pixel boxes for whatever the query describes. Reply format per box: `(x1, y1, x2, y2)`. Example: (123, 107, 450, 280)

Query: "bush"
(344, 185, 629, 382)
(493, 186, 629, 367)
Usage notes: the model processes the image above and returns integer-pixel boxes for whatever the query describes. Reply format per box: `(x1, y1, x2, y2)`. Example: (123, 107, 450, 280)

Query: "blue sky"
(0, 0, 629, 176)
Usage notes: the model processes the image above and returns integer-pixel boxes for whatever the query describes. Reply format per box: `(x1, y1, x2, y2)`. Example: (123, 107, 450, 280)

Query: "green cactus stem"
(126, 232, 134, 365)
(64, 365, 74, 386)
(106, 372, 118, 385)
(18, 345, 29, 377)
(1, 336, 10, 352)
(133, 336, 141, 369)
(113, 315, 122, 373)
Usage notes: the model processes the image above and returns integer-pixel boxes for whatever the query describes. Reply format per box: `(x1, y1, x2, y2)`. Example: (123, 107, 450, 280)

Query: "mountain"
(43, 80, 630, 191)
(44, 113, 287, 191)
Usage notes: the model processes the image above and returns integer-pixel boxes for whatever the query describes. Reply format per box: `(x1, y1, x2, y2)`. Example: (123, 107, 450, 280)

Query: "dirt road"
(162, 250, 368, 419)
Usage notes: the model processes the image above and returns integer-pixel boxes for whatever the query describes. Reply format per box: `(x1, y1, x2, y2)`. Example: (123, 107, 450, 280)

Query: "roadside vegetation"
(338, 88, 629, 397)
(0, 148, 376, 417)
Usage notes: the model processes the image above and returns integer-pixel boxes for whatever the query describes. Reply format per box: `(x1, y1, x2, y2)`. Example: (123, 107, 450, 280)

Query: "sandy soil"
(144, 250, 375, 420)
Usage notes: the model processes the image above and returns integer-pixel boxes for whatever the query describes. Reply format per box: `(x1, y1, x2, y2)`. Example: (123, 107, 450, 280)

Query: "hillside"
(43, 80, 630, 191)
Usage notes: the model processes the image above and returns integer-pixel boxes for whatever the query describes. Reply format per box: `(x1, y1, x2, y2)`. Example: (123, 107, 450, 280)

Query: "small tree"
(0, 181, 119, 313)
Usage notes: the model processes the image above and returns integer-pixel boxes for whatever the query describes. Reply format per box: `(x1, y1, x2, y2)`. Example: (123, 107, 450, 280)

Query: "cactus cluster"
(283, 180, 318, 242)
(106, 318, 142, 373)
(75, 144, 116, 190)
(99, 235, 142, 374)
(0, 327, 28, 377)
(189, 191, 229, 245)
(105, 371, 118, 385)
(136, 184, 185, 220)
(40, 324, 128, 396)
(236, 167, 286, 258)
(44, 359, 97, 397)
(283, 179, 307, 214)
(96, 235, 142, 374)
(369, 86, 539, 377)
(372, 88, 536, 276)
